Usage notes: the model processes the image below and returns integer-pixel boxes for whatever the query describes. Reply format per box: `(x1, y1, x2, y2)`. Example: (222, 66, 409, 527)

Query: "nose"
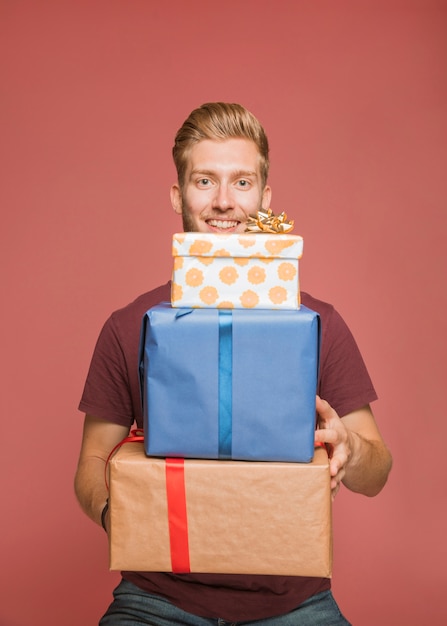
(212, 183, 235, 211)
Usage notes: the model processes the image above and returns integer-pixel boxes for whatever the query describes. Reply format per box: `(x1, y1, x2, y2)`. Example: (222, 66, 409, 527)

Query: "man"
(75, 102, 392, 625)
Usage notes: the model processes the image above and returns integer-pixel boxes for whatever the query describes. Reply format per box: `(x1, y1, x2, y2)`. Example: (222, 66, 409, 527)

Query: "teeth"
(208, 220, 238, 229)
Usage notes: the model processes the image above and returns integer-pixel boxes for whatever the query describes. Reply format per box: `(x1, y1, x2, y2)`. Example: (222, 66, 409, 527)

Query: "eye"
(198, 178, 210, 186)
(238, 179, 250, 188)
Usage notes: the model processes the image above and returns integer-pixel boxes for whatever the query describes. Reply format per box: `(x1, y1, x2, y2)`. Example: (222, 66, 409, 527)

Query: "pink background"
(1, 1, 446, 624)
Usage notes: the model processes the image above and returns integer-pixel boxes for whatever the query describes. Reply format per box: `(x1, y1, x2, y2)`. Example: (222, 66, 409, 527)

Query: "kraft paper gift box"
(171, 232, 303, 310)
(108, 442, 332, 577)
(140, 303, 320, 463)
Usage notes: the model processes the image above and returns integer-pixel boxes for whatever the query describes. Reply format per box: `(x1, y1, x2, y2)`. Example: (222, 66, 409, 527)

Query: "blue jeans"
(99, 579, 351, 625)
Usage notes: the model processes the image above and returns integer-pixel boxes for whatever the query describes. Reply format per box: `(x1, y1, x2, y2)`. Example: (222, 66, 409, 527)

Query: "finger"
(315, 428, 339, 445)
(315, 396, 336, 427)
(316, 395, 331, 415)
(330, 464, 346, 488)
(315, 395, 325, 415)
(330, 456, 347, 479)
(331, 482, 341, 501)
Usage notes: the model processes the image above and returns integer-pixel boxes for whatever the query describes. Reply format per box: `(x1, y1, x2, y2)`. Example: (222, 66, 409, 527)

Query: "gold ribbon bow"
(245, 208, 294, 234)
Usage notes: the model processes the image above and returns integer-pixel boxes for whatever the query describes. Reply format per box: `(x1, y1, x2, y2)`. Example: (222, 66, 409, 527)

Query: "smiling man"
(75, 102, 392, 625)
(171, 137, 271, 234)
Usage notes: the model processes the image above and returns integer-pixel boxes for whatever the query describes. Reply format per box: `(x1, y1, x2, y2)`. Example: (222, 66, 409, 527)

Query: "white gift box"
(171, 232, 303, 310)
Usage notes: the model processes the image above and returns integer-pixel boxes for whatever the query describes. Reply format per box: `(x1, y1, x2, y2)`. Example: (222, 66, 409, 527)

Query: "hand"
(314, 395, 354, 500)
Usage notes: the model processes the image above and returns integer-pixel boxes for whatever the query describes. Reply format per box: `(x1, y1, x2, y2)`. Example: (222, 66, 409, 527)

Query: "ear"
(261, 185, 272, 210)
(170, 184, 183, 215)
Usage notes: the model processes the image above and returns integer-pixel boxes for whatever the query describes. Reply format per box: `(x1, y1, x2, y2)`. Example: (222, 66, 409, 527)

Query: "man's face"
(171, 138, 271, 233)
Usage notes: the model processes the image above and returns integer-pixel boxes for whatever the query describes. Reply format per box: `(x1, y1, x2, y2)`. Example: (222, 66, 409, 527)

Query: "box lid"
(172, 232, 303, 259)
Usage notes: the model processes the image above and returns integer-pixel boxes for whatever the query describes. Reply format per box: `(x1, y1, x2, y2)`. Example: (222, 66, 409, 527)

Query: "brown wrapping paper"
(109, 443, 332, 577)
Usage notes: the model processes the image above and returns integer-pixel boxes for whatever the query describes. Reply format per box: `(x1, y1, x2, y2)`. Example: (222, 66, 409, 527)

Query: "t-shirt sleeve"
(318, 306, 378, 417)
(78, 314, 135, 427)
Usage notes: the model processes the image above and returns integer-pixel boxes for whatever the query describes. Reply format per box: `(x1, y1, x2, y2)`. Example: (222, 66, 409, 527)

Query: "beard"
(180, 206, 197, 233)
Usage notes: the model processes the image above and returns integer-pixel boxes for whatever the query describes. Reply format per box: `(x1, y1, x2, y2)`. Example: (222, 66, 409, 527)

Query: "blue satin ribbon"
(218, 311, 233, 459)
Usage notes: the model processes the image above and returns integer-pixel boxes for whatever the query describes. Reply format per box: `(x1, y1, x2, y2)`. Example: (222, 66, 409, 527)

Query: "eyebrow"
(189, 168, 258, 179)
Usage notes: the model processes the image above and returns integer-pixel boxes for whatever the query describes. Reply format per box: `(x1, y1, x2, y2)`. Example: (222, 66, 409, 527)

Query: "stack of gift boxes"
(108, 221, 332, 578)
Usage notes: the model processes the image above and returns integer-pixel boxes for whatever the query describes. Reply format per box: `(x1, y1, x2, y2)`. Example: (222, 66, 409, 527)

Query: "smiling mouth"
(206, 219, 240, 231)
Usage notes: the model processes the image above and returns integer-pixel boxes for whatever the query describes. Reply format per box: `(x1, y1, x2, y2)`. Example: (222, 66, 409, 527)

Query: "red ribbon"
(104, 429, 144, 490)
(105, 432, 191, 572)
(165, 458, 191, 573)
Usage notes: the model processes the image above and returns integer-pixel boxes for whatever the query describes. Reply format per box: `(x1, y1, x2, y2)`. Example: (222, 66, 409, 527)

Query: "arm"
(314, 396, 392, 500)
(74, 414, 129, 530)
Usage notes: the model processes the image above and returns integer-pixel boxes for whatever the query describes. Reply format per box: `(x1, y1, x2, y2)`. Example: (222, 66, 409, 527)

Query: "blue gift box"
(139, 303, 320, 462)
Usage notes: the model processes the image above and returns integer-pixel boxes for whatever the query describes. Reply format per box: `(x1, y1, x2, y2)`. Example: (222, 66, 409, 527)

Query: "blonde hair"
(173, 102, 269, 187)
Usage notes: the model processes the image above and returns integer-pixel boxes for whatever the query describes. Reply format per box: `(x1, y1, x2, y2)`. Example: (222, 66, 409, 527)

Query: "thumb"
(316, 395, 331, 425)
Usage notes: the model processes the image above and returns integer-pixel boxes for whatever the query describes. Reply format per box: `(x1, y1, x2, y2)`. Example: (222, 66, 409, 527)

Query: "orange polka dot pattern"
(171, 233, 303, 310)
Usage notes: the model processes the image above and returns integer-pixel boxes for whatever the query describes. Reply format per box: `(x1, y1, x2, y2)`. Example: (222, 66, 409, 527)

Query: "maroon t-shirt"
(79, 281, 377, 621)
